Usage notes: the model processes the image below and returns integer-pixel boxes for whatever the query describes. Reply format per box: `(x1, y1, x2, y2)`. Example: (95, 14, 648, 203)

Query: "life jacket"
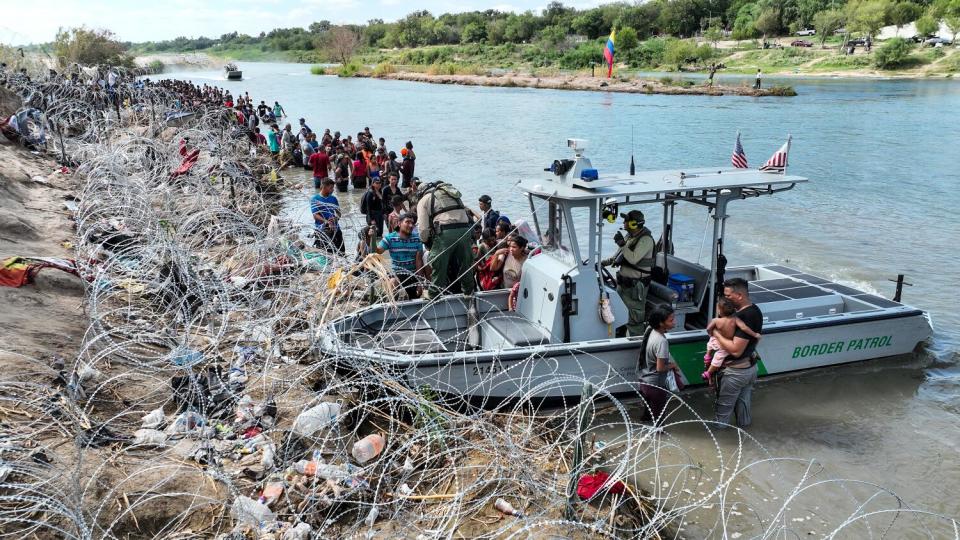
(618, 228, 655, 274)
(422, 182, 469, 224)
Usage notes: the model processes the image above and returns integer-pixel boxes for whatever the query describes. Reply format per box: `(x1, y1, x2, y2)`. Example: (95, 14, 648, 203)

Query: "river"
(160, 62, 960, 535)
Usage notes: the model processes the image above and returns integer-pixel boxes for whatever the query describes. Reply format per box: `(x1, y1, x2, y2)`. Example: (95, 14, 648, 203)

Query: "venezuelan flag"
(603, 30, 616, 78)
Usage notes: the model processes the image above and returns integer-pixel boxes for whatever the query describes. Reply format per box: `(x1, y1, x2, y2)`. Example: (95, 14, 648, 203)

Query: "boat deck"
(755, 265, 902, 309)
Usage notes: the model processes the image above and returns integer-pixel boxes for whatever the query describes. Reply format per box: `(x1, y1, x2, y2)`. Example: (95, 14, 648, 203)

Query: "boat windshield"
(531, 200, 577, 265)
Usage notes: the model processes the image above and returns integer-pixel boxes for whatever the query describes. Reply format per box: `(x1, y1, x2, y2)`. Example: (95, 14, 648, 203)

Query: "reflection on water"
(164, 63, 960, 523)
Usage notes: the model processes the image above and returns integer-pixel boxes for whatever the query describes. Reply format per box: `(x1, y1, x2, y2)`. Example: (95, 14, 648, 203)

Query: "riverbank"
(0, 72, 677, 539)
(360, 70, 797, 96)
(137, 37, 960, 81)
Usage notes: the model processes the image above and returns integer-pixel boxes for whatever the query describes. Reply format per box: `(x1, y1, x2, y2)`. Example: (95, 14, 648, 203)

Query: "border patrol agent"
(601, 210, 655, 336)
(416, 181, 476, 296)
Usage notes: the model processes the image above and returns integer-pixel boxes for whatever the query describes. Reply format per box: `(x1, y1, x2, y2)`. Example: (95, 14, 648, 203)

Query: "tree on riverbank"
(54, 27, 134, 68)
(326, 27, 360, 65)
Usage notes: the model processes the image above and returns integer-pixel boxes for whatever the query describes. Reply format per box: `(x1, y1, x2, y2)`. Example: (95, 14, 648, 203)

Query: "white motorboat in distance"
(224, 64, 242, 80)
(318, 139, 932, 403)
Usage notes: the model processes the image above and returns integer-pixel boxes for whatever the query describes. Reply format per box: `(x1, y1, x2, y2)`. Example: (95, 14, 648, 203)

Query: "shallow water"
(162, 63, 960, 525)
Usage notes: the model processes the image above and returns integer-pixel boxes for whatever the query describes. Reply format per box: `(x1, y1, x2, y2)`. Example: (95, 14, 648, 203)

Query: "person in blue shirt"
(376, 212, 424, 300)
(477, 195, 500, 234)
(311, 178, 344, 254)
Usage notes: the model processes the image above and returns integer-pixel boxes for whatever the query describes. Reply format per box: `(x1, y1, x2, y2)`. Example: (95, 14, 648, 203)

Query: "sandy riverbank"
(363, 71, 796, 96)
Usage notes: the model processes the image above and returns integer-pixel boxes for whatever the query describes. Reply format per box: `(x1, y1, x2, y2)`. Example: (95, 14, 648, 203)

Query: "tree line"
(38, 0, 960, 70)
(133, 0, 959, 53)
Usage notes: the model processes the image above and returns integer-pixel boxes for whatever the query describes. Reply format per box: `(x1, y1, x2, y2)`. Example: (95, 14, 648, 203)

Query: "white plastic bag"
(665, 371, 680, 393)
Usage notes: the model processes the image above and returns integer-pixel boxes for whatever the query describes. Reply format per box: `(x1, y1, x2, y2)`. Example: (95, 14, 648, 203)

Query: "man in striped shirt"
(376, 212, 424, 300)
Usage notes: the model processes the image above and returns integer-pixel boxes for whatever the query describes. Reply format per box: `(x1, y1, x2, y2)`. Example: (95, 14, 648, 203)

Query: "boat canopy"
(519, 167, 807, 203)
(513, 140, 809, 333)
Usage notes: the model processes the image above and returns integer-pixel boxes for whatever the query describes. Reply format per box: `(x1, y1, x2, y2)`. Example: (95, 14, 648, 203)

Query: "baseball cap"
(620, 210, 645, 223)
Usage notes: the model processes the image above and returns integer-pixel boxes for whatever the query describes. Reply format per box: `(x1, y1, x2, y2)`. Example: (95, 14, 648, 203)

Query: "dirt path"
(0, 141, 86, 366)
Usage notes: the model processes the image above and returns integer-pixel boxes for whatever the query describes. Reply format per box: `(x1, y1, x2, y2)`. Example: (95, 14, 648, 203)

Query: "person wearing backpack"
(416, 181, 475, 296)
(360, 176, 385, 238)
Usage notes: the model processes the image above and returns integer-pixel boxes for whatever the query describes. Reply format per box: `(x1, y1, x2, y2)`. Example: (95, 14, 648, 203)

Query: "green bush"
(558, 42, 603, 69)
(631, 38, 668, 67)
(873, 38, 912, 69)
(309, 65, 326, 75)
(767, 85, 798, 96)
(147, 59, 165, 73)
(426, 62, 455, 75)
(338, 61, 361, 77)
(664, 39, 697, 68)
(372, 62, 396, 76)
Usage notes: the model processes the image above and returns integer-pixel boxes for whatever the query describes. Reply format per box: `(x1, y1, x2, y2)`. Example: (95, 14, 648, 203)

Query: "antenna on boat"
(629, 126, 635, 176)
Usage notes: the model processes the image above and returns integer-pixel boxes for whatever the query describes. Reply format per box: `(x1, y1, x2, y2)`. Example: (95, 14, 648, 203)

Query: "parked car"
(796, 29, 816, 36)
(925, 37, 953, 46)
(846, 38, 866, 46)
(791, 39, 814, 47)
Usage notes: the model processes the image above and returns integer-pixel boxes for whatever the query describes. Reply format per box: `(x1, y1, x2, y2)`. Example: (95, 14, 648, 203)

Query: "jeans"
(715, 363, 757, 428)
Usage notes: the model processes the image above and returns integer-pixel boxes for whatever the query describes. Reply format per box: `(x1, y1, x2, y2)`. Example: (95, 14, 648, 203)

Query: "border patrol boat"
(318, 139, 932, 402)
(224, 64, 243, 81)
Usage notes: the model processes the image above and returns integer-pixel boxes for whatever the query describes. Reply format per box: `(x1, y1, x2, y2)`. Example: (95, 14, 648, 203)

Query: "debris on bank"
(2, 61, 955, 540)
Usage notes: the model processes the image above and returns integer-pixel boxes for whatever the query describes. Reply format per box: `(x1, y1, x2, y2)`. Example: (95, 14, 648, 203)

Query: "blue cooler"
(668, 273, 696, 304)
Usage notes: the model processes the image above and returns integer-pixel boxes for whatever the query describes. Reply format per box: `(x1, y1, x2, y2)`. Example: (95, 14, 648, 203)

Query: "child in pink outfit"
(703, 298, 761, 385)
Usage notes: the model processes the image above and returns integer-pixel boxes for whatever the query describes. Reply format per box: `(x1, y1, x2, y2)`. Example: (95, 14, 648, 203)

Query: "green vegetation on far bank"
(118, 0, 959, 77)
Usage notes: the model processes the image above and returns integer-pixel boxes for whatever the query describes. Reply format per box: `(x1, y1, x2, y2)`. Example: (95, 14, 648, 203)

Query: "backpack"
(360, 192, 369, 215)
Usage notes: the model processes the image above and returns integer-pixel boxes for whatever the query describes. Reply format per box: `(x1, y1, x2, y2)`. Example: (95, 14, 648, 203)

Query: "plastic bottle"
(495, 498, 521, 517)
(364, 506, 379, 527)
(232, 495, 275, 526)
(292, 402, 341, 437)
(259, 482, 284, 506)
(294, 460, 349, 481)
(141, 408, 165, 429)
(282, 522, 312, 540)
(351, 433, 385, 464)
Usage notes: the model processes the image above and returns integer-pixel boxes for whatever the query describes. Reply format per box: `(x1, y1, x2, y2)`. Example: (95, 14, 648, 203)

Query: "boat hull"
(327, 309, 931, 401)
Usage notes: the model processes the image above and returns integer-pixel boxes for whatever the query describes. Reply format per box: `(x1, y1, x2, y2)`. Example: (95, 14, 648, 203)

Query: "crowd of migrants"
(210, 85, 537, 305)
(1, 63, 956, 539)
(0, 65, 683, 540)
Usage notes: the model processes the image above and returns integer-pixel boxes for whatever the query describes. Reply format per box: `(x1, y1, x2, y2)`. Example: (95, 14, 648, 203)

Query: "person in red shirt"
(254, 127, 267, 146)
(351, 151, 368, 190)
(308, 146, 331, 189)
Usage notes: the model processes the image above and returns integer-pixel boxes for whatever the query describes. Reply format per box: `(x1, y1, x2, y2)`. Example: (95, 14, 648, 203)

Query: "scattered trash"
(292, 401, 341, 438)
(494, 498, 522, 518)
(231, 495, 275, 527)
(133, 429, 167, 446)
(577, 470, 625, 500)
(141, 408, 166, 430)
(351, 433, 384, 464)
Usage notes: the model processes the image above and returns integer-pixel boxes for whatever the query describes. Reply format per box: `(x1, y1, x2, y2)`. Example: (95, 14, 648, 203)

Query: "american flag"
(731, 132, 748, 168)
(759, 137, 791, 173)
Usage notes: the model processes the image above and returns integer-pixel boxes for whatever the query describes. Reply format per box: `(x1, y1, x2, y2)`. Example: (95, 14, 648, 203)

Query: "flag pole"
(783, 134, 792, 175)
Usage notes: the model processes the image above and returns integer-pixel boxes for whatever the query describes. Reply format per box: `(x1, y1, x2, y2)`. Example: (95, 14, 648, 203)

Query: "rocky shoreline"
(364, 71, 797, 96)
